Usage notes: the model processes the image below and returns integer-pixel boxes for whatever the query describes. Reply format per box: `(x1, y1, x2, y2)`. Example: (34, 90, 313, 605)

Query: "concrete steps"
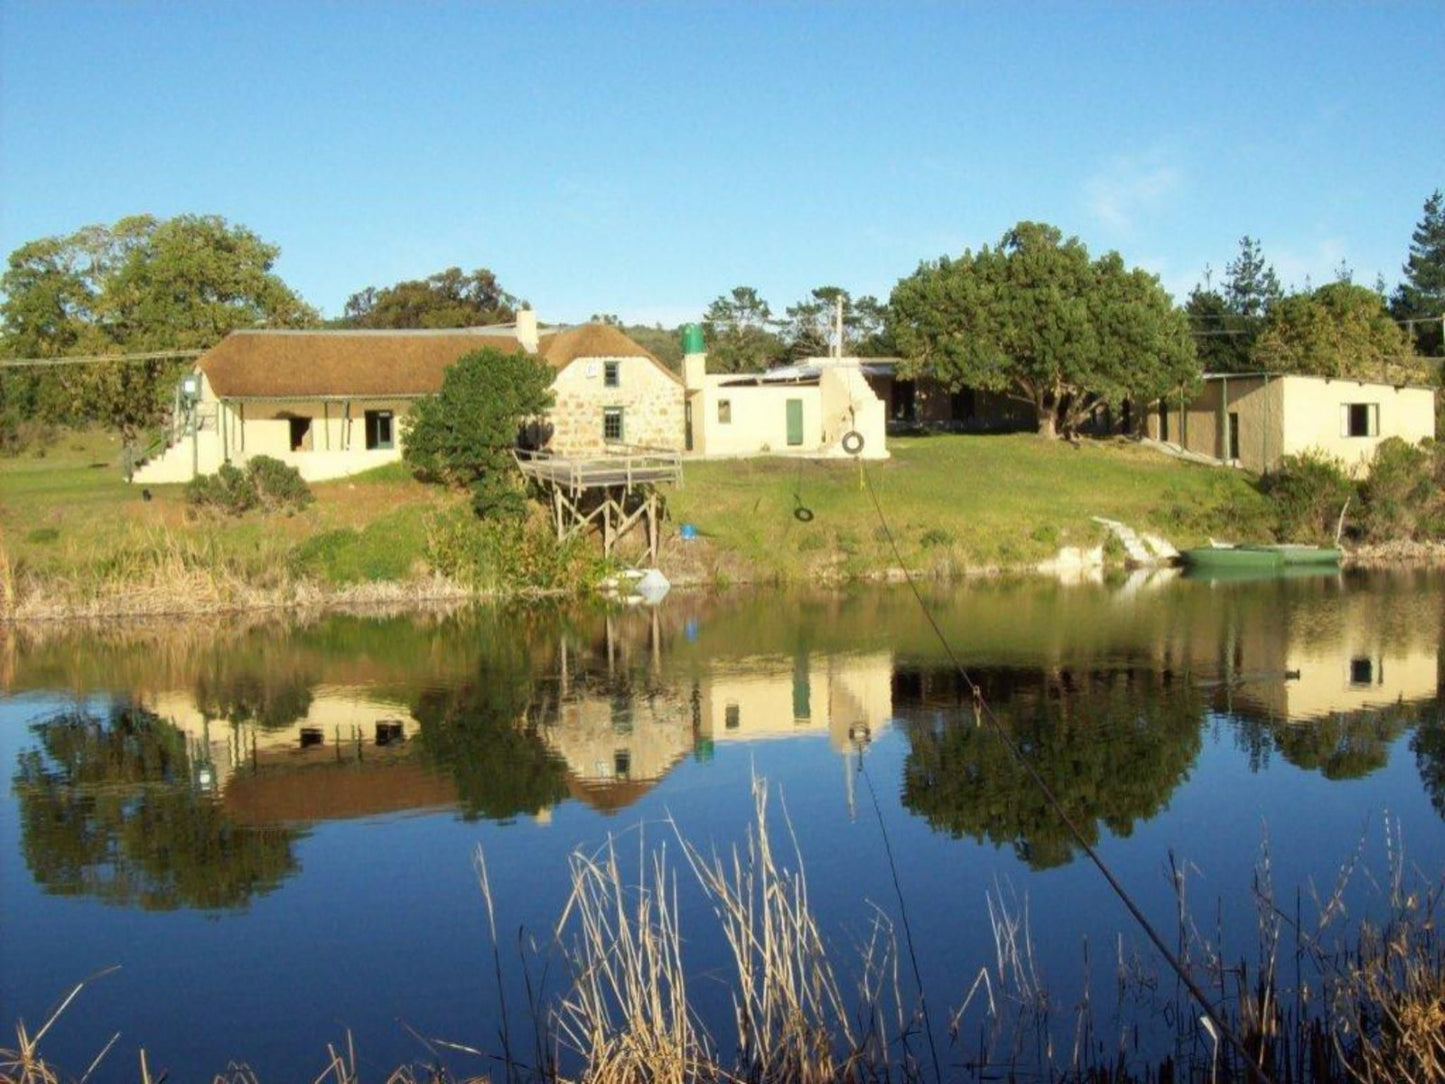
(1091, 517, 1179, 567)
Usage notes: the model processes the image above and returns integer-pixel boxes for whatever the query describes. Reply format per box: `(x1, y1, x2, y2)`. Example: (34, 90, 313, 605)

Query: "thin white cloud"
(1085, 154, 1183, 233)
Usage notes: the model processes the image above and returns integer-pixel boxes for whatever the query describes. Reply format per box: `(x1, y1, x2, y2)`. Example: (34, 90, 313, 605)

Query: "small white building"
(679, 327, 889, 460)
(1148, 372, 1437, 475)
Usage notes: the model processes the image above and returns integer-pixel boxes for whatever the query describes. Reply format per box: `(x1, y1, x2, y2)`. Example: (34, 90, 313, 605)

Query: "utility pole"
(833, 295, 844, 358)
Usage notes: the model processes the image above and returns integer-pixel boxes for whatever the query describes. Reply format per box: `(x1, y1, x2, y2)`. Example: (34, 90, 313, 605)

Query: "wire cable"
(856, 457, 1275, 1084)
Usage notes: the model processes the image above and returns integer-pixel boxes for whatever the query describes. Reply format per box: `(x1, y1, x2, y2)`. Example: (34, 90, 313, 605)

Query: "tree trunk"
(1036, 410, 1057, 438)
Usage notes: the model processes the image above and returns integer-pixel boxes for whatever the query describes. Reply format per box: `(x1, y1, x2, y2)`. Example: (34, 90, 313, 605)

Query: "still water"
(2, 570, 1442, 1079)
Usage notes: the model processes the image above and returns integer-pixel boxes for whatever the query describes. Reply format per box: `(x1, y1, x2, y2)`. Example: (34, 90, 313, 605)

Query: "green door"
(786, 399, 804, 446)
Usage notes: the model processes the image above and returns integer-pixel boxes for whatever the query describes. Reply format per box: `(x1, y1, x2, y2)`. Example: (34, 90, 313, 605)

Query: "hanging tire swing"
(841, 430, 866, 456)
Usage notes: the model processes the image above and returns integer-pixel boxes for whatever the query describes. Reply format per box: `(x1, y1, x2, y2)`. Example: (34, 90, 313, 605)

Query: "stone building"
(130, 312, 684, 484)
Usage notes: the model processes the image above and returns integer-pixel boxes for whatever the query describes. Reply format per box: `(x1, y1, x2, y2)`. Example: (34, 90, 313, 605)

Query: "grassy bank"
(0, 429, 1282, 618)
(667, 434, 1273, 582)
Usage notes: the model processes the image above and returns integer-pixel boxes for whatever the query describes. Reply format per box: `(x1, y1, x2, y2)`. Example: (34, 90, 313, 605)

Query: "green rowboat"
(1180, 544, 1342, 572)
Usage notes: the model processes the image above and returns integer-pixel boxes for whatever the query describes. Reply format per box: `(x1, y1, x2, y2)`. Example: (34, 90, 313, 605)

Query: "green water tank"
(681, 323, 705, 355)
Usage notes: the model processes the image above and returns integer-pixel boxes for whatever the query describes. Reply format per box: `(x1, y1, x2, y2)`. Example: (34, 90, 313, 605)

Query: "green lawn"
(2, 429, 1278, 606)
(666, 434, 1274, 580)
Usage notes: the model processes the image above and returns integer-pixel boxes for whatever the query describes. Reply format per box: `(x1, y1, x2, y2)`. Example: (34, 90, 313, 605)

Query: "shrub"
(920, 526, 956, 548)
(185, 462, 258, 514)
(186, 457, 313, 516)
(1358, 438, 1436, 542)
(25, 527, 60, 544)
(246, 455, 314, 512)
(1258, 449, 1354, 543)
(403, 346, 555, 518)
(424, 507, 600, 592)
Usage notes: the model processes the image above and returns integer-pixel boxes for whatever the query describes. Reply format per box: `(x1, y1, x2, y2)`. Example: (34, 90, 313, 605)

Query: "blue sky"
(2, 2, 1441, 326)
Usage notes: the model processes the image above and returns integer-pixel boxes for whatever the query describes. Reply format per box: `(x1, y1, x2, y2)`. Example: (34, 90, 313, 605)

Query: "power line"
(0, 349, 204, 369)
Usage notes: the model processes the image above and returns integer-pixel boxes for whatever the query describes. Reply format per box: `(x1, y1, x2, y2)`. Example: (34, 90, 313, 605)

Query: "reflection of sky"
(2, 580, 1443, 1080)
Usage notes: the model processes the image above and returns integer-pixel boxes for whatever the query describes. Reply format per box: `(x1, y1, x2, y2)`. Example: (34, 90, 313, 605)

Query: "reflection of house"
(540, 682, 693, 814)
(695, 651, 894, 752)
(150, 688, 423, 795)
(1147, 373, 1436, 475)
(1232, 638, 1439, 722)
(132, 314, 684, 484)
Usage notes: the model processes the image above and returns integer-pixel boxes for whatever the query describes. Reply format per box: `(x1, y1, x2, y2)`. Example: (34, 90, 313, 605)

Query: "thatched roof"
(200, 323, 676, 399)
(200, 329, 529, 399)
(539, 324, 657, 367)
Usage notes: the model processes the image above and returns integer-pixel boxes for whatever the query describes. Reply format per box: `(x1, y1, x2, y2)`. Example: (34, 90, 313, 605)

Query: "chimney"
(681, 322, 707, 390)
(517, 308, 539, 353)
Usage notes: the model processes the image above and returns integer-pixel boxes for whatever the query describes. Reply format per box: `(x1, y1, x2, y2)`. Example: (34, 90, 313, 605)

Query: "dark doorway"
(364, 410, 394, 450)
(288, 417, 312, 452)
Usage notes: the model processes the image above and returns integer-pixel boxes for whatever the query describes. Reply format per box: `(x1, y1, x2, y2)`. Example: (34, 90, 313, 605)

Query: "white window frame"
(1340, 402, 1379, 438)
(718, 399, 732, 424)
(603, 406, 625, 443)
(603, 360, 620, 388)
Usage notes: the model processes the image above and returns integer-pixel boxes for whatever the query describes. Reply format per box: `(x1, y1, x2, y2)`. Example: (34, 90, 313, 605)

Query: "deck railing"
(513, 445, 683, 494)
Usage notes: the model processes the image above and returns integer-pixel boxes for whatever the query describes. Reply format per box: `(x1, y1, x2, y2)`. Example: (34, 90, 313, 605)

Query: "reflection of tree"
(194, 666, 315, 729)
(411, 628, 568, 822)
(13, 704, 299, 910)
(900, 669, 1203, 869)
(1410, 714, 1445, 821)
(1234, 702, 1432, 781)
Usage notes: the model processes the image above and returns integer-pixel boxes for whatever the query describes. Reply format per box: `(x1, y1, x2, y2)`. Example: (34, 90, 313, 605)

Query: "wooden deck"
(513, 447, 682, 497)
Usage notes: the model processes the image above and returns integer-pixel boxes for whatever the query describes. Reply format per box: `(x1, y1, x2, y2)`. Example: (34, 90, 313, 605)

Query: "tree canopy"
(1391, 189, 1445, 356)
(1252, 282, 1416, 380)
(777, 287, 893, 360)
(889, 221, 1197, 437)
(701, 286, 785, 373)
(0, 214, 316, 442)
(402, 346, 555, 517)
(340, 266, 517, 329)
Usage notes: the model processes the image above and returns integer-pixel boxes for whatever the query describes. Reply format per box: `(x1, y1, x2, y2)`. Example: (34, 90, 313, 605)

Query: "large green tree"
(701, 286, 784, 373)
(1252, 282, 1416, 380)
(0, 214, 316, 444)
(341, 266, 516, 329)
(889, 221, 1197, 438)
(402, 346, 555, 517)
(1391, 189, 1445, 357)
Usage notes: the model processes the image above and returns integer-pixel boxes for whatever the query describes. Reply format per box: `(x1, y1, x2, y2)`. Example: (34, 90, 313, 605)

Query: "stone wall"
(547, 356, 685, 455)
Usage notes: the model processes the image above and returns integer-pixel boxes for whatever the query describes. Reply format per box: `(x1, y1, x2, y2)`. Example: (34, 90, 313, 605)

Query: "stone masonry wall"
(547, 356, 685, 455)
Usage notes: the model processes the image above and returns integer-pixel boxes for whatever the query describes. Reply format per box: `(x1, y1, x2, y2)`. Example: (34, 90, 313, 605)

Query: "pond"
(2, 569, 1442, 1080)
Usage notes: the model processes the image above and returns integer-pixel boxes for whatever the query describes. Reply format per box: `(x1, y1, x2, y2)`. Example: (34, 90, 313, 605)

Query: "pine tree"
(1391, 189, 1445, 355)
(1224, 236, 1282, 318)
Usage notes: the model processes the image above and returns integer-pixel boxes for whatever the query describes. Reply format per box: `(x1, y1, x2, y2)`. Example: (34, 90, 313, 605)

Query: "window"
(718, 399, 732, 424)
(725, 703, 740, 730)
(603, 406, 624, 443)
(1349, 657, 1375, 686)
(613, 750, 631, 779)
(604, 360, 619, 388)
(364, 410, 394, 450)
(1228, 411, 1240, 461)
(1342, 403, 1379, 438)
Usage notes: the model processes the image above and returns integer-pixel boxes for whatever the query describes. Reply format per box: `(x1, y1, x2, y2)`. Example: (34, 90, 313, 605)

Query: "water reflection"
(13, 703, 300, 910)
(897, 666, 1203, 868)
(5, 572, 1443, 913)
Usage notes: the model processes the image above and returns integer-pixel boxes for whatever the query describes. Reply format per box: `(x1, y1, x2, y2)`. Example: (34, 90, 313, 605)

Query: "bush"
(186, 462, 257, 514)
(1258, 449, 1354, 543)
(424, 507, 600, 592)
(186, 457, 313, 516)
(25, 527, 60, 545)
(246, 455, 314, 511)
(403, 346, 555, 519)
(1358, 438, 1437, 542)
